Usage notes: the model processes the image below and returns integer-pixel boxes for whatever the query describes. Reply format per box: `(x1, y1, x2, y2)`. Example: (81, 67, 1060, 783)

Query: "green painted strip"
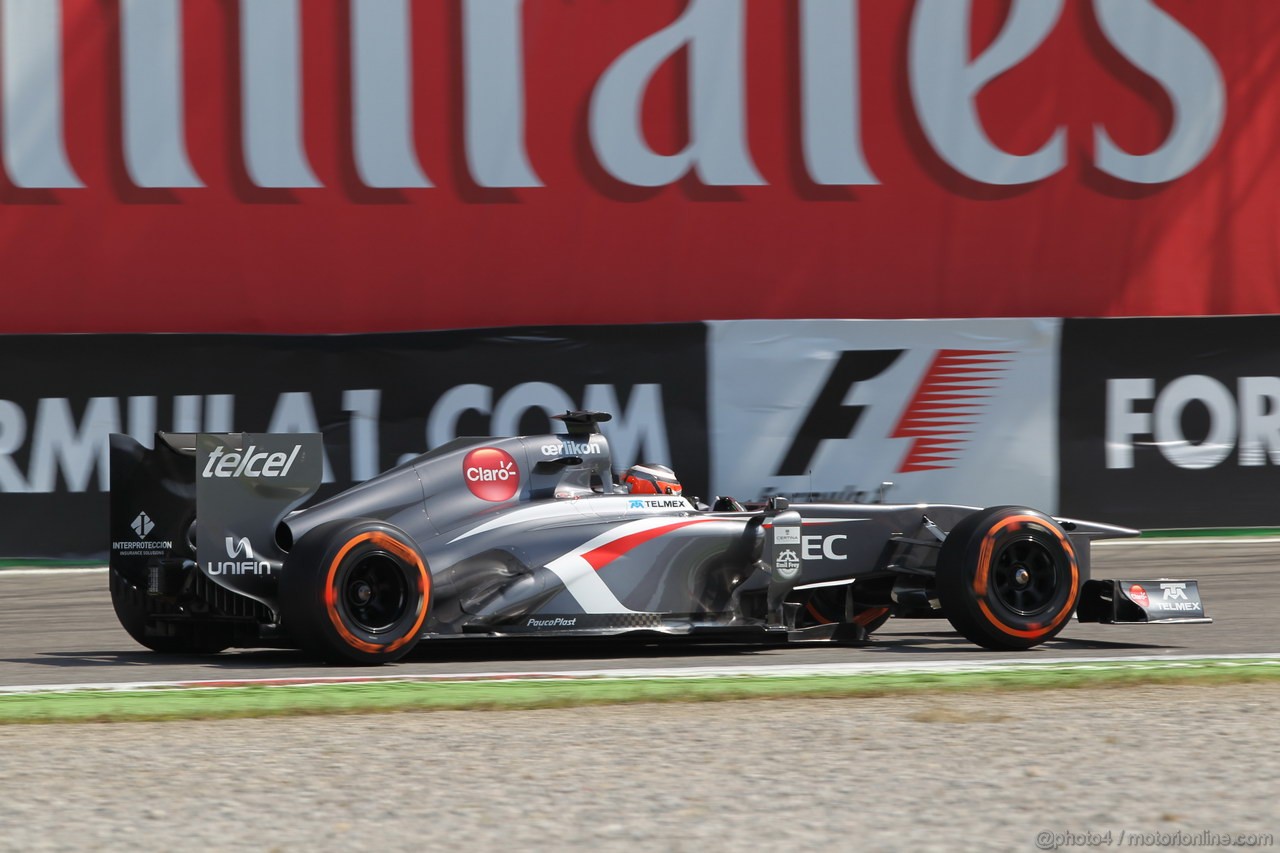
(0, 559, 101, 570)
(1138, 527, 1280, 538)
(2, 659, 1277, 725)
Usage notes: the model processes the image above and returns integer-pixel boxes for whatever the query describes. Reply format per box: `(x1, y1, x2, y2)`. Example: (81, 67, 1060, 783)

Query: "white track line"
(2, 654, 1277, 696)
(0, 567, 106, 576)
(1095, 537, 1280, 546)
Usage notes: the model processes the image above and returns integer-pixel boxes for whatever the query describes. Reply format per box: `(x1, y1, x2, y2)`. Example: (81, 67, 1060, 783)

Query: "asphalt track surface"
(1, 539, 1275, 688)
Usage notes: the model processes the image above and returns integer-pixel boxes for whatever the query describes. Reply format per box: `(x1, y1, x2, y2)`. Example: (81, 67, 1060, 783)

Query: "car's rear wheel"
(794, 586, 891, 635)
(108, 566, 232, 654)
(280, 520, 431, 665)
(936, 506, 1080, 651)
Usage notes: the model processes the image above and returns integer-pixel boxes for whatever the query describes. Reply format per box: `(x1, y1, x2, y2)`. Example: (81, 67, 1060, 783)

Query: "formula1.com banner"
(0, 326, 708, 560)
(1059, 316, 1280, 528)
(707, 319, 1060, 510)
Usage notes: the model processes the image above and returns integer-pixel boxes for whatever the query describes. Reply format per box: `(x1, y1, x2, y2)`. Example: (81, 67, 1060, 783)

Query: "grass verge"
(2, 659, 1277, 725)
(1138, 527, 1280, 538)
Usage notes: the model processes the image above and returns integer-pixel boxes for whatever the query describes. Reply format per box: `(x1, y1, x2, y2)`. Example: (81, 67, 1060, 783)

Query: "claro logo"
(463, 447, 520, 502)
(202, 445, 303, 479)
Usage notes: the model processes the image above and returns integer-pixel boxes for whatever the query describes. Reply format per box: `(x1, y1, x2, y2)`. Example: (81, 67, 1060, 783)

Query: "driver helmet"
(623, 463, 682, 495)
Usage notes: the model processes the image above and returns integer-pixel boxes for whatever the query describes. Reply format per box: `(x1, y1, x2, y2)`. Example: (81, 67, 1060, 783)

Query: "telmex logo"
(202, 445, 303, 479)
(628, 498, 685, 510)
(464, 447, 520, 502)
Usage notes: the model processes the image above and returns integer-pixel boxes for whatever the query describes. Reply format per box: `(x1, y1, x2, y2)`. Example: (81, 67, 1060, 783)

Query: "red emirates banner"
(1, 0, 1275, 333)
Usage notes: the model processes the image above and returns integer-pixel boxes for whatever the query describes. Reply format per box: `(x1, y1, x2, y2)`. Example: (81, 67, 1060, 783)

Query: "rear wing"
(110, 433, 323, 601)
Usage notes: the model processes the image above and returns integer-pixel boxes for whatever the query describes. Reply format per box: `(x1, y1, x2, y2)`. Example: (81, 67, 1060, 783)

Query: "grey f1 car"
(109, 412, 1209, 664)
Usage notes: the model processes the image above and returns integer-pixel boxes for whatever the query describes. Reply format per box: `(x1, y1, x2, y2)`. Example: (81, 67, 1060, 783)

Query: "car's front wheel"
(935, 507, 1080, 651)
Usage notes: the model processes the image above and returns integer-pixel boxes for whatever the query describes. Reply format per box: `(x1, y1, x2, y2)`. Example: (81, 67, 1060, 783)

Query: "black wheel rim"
(342, 553, 409, 634)
(990, 536, 1063, 617)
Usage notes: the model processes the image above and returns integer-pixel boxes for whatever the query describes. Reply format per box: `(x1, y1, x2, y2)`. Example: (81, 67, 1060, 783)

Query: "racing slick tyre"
(935, 506, 1080, 651)
(280, 520, 431, 665)
(109, 566, 233, 654)
(795, 586, 891, 635)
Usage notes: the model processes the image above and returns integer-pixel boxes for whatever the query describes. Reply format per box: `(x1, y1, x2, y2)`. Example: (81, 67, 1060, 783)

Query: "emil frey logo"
(131, 511, 155, 539)
(464, 447, 520, 502)
(775, 548, 801, 581)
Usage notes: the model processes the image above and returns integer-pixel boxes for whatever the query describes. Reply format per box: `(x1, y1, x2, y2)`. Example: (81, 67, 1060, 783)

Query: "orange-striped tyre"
(795, 586, 891, 635)
(281, 520, 431, 665)
(936, 507, 1080, 651)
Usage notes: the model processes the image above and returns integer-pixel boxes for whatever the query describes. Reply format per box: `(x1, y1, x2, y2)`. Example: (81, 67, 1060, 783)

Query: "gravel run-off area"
(1, 683, 1278, 852)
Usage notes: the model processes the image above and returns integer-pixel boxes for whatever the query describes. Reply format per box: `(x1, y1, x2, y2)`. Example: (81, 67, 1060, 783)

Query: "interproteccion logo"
(131, 511, 155, 539)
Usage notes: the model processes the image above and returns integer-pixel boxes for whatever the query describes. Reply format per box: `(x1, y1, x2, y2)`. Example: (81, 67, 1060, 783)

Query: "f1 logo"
(776, 350, 904, 476)
(776, 348, 1012, 476)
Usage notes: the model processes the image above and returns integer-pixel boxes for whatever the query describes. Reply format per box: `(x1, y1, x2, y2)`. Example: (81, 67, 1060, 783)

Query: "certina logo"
(540, 441, 602, 457)
(205, 536, 274, 576)
(1107, 376, 1280, 471)
(527, 617, 577, 629)
(131, 511, 155, 539)
(774, 549, 801, 581)
(464, 447, 520, 502)
(202, 445, 303, 479)
(777, 349, 1013, 476)
(1128, 584, 1150, 608)
(773, 526, 801, 545)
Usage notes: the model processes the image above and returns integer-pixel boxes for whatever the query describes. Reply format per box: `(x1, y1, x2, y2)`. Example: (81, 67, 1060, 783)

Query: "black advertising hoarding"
(0, 326, 708, 559)
(1060, 317, 1280, 528)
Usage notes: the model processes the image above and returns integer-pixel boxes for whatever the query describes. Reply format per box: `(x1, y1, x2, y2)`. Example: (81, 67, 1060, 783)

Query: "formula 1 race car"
(108, 412, 1209, 664)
